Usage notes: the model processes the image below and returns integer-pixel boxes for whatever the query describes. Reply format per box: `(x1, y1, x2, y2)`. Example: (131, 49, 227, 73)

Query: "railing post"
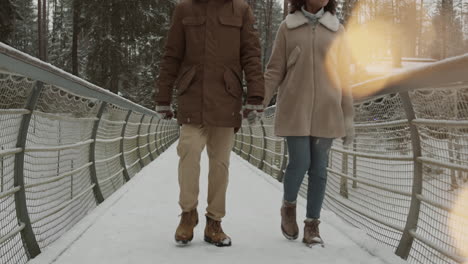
(14, 81, 42, 258)
(147, 116, 156, 161)
(1, 146, 4, 192)
(247, 125, 254, 163)
(164, 121, 170, 149)
(258, 120, 267, 170)
(154, 119, 162, 156)
(88, 102, 106, 204)
(120, 110, 132, 182)
(233, 131, 239, 152)
(278, 138, 288, 182)
(165, 120, 172, 149)
(160, 120, 167, 152)
(352, 139, 358, 188)
(238, 127, 243, 157)
(136, 114, 146, 168)
(340, 144, 349, 198)
(395, 92, 423, 259)
(448, 130, 459, 190)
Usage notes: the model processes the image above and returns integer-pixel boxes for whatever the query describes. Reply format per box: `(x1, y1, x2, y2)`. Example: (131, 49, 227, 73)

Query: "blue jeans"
(283, 136, 333, 219)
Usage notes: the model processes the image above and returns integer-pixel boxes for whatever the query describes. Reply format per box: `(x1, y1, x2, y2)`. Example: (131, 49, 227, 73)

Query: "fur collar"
(285, 11, 340, 32)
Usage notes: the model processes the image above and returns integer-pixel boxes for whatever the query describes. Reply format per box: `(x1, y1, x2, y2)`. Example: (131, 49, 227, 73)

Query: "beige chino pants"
(177, 124, 234, 221)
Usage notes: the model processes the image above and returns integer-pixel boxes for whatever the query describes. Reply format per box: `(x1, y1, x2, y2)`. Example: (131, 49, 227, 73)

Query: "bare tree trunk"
(283, 0, 288, 19)
(408, 0, 418, 57)
(392, 0, 402, 67)
(42, 0, 47, 61)
(72, 0, 81, 76)
(342, 0, 356, 25)
(463, 0, 466, 36)
(263, 0, 274, 69)
(417, 0, 424, 56)
(38, 0, 43, 59)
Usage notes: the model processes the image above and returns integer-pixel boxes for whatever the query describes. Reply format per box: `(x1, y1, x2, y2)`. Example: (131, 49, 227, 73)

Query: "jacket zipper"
(310, 23, 317, 133)
(201, 2, 209, 125)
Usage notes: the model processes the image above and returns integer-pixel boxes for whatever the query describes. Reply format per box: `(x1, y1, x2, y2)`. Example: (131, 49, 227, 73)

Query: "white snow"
(29, 142, 407, 264)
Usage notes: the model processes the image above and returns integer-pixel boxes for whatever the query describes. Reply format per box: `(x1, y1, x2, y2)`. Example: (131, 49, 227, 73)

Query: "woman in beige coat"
(263, 0, 354, 247)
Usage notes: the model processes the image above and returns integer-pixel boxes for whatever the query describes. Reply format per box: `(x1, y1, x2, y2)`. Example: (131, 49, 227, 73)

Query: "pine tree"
(0, 0, 22, 42)
(339, 0, 357, 25)
(433, 0, 465, 59)
(49, 0, 73, 71)
(80, 0, 175, 107)
(7, 0, 37, 55)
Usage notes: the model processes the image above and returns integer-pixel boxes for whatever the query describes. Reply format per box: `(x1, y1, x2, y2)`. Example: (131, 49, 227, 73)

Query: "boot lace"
(179, 212, 192, 226)
(305, 220, 320, 237)
(209, 220, 223, 234)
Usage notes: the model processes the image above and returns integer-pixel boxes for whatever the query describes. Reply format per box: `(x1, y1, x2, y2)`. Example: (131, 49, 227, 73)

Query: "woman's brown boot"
(303, 219, 324, 247)
(280, 201, 299, 240)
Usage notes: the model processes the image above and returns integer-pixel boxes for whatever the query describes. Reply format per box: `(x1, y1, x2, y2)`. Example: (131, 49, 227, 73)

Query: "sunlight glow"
(330, 0, 436, 99)
(449, 186, 468, 263)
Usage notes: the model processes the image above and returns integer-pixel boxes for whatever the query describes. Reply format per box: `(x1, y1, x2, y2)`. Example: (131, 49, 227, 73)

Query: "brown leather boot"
(280, 201, 299, 240)
(175, 209, 198, 245)
(303, 219, 324, 247)
(204, 216, 232, 247)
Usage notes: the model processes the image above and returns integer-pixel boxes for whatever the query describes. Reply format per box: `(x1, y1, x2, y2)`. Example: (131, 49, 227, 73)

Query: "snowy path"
(30, 142, 405, 264)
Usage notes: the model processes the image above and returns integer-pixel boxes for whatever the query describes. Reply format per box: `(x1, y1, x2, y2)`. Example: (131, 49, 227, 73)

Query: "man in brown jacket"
(154, 0, 264, 247)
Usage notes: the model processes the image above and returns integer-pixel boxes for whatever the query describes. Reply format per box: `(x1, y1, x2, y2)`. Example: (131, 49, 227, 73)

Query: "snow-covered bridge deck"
(29, 143, 403, 264)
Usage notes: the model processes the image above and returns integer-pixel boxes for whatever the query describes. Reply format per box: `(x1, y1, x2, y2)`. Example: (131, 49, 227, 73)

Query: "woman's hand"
(342, 120, 355, 145)
(243, 104, 264, 125)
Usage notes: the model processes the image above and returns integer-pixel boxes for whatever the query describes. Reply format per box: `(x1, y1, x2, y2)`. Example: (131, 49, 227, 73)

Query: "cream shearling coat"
(263, 11, 354, 138)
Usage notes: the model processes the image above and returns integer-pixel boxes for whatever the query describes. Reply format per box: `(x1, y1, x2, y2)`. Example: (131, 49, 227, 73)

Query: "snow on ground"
(29, 142, 406, 264)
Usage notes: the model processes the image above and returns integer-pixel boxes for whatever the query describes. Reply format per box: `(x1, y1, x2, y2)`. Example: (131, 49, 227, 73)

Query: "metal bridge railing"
(0, 43, 179, 264)
(234, 54, 468, 264)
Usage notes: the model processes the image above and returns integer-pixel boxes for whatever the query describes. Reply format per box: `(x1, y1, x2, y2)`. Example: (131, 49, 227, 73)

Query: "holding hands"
(242, 103, 264, 126)
(155, 104, 174, 120)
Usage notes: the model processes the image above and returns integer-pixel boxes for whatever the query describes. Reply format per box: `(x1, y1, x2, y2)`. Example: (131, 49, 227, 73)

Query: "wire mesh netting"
(407, 85, 468, 264)
(234, 108, 287, 181)
(0, 47, 179, 262)
(124, 112, 144, 178)
(148, 118, 159, 158)
(139, 115, 153, 167)
(234, 84, 468, 264)
(95, 104, 128, 199)
(0, 73, 35, 264)
(324, 93, 413, 249)
(25, 84, 100, 249)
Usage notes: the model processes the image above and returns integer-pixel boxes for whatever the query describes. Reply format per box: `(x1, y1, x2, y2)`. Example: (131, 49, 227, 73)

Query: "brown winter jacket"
(263, 11, 354, 138)
(155, 0, 264, 128)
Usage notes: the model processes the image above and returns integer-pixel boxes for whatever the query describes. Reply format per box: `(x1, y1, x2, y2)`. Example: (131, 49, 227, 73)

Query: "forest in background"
(0, 0, 467, 108)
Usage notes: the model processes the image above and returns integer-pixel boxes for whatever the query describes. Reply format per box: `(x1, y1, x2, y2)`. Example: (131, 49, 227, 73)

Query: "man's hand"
(242, 104, 264, 125)
(155, 104, 174, 120)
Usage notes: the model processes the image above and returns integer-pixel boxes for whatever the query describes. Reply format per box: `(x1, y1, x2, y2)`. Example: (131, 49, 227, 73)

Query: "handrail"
(0, 43, 156, 116)
(352, 54, 468, 102)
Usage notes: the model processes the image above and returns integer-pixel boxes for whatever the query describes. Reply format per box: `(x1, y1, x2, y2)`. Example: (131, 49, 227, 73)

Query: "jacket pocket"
(177, 67, 197, 96)
(224, 68, 243, 99)
(182, 16, 206, 26)
(219, 16, 243, 28)
(287, 46, 301, 69)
